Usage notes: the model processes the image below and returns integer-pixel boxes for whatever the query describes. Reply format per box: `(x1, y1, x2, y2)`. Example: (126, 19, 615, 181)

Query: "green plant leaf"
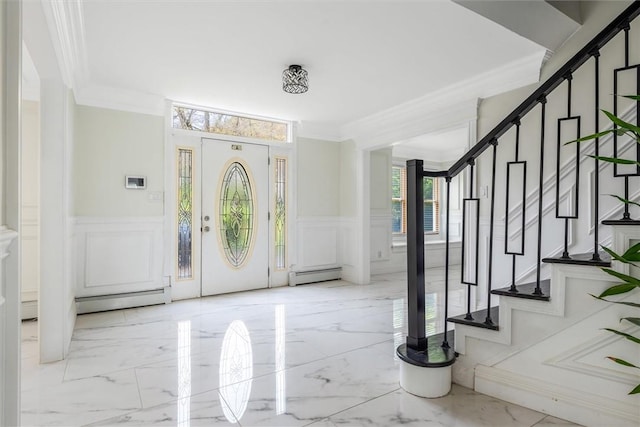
(622, 241, 640, 261)
(603, 110, 640, 135)
(590, 295, 640, 308)
(600, 246, 639, 267)
(603, 328, 640, 344)
(588, 155, 640, 166)
(598, 283, 638, 298)
(564, 130, 615, 145)
(621, 317, 640, 327)
(607, 194, 640, 209)
(630, 384, 640, 395)
(606, 356, 640, 369)
(600, 268, 640, 286)
(621, 95, 640, 102)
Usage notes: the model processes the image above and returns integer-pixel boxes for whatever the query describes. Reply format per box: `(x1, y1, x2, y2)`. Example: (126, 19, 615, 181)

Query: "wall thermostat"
(125, 175, 146, 189)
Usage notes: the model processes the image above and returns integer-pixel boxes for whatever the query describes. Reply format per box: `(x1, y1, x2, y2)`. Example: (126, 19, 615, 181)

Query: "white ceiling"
(52, 0, 548, 139)
(25, 0, 580, 141)
(392, 126, 469, 164)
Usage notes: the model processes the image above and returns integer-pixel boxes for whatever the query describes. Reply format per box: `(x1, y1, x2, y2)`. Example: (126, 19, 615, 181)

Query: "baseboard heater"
(289, 267, 342, 286)
(75, 286, 171, 314)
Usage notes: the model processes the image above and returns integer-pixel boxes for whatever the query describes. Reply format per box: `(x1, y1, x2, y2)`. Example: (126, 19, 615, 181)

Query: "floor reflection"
(275, 304, 286, 415)
(219, 320, 253, 423)
(177, 320, 191, 427)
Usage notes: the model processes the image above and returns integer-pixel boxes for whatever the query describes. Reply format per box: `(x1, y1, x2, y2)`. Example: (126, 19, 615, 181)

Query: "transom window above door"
(172, 104, 291, 143)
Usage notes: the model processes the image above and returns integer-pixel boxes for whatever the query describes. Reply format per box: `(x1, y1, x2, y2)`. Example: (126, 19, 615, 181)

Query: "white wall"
(1, 0, 21, 424)
(21, 100, 39, 318)
(39, 82, 75, 363)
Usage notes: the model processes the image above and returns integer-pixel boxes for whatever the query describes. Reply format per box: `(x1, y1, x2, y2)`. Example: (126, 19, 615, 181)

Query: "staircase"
(399, 3, 640, 426)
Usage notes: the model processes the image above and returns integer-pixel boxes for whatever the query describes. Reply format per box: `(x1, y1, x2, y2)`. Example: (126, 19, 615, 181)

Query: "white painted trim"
(611, 225, 640, 276)
(296, 121, 343, 142)
(475, 365, 639, 427)
(41, 0, 89, 90)
(75, 85, 165, 117)
(454, 263, 613, 355)
(342, 51, 545, 148)
(72, 216, 164, 225)
(75, 286, 171, 314)
(72, 216, 164, 298)
(295, 216, 342, 272)
(39, 79, 75, 364)
(1, 1, 22, 425)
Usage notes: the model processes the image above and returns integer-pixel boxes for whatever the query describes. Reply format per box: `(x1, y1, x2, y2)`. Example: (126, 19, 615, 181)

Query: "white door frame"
(164, 105, 296, 300)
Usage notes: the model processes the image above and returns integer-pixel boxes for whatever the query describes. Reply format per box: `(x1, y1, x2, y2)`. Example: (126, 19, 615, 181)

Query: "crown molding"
(75, 85, 166, 117)
(41, 0, 89, 90)
(341, 50, 546, 149)
(295, 121, 343, 142)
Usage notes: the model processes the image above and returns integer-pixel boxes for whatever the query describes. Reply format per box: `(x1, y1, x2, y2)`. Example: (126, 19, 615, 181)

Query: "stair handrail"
(447, 1, 640, 179)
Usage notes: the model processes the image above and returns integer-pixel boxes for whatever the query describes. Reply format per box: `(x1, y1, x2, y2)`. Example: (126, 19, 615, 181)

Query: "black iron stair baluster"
(534, 97, 547, 296)
(461, 160, 479, 320)
(443, 176, 452, 349)
(505, 120, 526, 293)
(485, 139, 499, 326)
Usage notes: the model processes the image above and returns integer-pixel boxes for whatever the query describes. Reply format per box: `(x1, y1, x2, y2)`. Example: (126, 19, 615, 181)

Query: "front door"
(201, 139, 269, 295)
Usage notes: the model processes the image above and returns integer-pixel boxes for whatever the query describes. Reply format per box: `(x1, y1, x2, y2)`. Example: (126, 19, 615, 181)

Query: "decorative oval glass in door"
(219, 161, 255, 267)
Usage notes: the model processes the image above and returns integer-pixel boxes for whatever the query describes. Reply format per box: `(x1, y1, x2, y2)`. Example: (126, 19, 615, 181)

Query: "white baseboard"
(475, 365, 639, 427)
(76, 286, 171, 314)
(288, 267, 341, 286)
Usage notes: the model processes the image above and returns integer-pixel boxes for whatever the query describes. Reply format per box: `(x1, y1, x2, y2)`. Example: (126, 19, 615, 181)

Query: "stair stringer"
(454, 264, 611, 356)
(451, 263, 639, 426)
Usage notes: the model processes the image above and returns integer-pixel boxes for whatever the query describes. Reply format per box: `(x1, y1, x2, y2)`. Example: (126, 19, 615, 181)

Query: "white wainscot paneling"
(370, 215, 391, 262)
(296, 217, 341, 271)
(74, 217, 164, 297)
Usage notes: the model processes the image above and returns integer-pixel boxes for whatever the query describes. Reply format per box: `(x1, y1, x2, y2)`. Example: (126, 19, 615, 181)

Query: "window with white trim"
(392, 165, 439, 234)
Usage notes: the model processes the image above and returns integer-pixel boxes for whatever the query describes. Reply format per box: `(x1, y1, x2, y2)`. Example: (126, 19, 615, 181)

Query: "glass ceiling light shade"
(282, 65, 308, 94)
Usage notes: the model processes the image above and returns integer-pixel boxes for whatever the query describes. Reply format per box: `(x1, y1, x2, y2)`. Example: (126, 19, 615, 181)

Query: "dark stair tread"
(448, 306, 499, 331)
(602, 218, 640, 225)
(542, 251, 611, 267)
(396, 330, 456, 368)
(491, 279, 551, 301)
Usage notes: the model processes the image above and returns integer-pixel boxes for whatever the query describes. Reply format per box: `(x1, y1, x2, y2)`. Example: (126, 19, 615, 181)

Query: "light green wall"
(296, 136, 341, 216)
(73, 105, 164, 216)
(339, 140, 357, 217)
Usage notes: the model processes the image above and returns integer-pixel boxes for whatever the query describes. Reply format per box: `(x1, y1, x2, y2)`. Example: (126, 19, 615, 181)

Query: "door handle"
(203, 225, 210, 232)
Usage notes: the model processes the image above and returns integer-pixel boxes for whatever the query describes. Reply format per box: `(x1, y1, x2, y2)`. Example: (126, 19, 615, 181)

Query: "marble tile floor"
(20, 270, 582, 427)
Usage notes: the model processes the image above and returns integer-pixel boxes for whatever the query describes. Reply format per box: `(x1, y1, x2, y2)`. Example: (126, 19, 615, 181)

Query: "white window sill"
(391, 239, 461, 252)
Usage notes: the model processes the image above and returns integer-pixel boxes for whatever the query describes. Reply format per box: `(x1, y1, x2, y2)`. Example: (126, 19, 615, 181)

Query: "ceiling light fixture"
(282, 65, 308, 94)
